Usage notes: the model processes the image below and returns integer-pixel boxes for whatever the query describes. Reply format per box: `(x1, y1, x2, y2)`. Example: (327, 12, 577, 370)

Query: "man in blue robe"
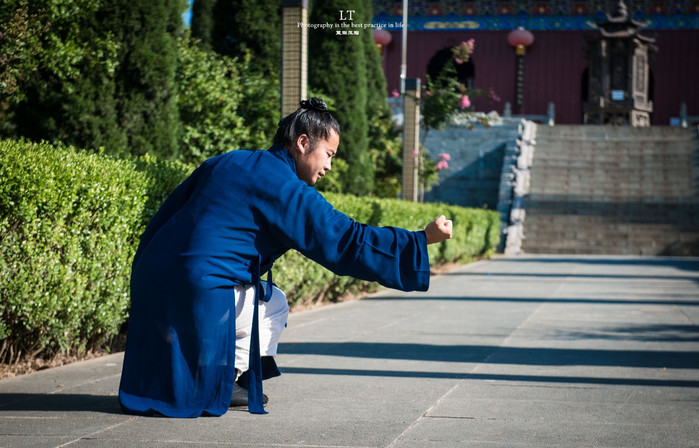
(118, 98, 453, 417)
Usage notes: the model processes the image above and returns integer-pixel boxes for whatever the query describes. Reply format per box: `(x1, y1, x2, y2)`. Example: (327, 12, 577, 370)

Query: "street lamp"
(507, 27, 534, 114)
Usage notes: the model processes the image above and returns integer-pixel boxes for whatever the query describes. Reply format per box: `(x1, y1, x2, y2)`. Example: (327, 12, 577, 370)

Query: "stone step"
(526, 200, 699, 211)
(523, 225, 699, 236)
(536, 125, 696, 140)
(529, 178, 693, 186)
(522, 245, 697, 256)
(535, 140, 695, 149)
(533, 143, 695, 155)
(531, 161, 694, 168)
(522, 223, 698, 250)
(518, 124, 698, 255)
(528, 188, 696, 197)
(535, 138, 696, 147)
(531, 156, 694, 165)
(531, 153, 694, 161)
(529, 172, 694, 181)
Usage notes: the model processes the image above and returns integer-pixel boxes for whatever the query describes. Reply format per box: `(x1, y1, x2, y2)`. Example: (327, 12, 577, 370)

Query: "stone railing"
(497, 119, 537, 255)
(503, 101, 555, 126)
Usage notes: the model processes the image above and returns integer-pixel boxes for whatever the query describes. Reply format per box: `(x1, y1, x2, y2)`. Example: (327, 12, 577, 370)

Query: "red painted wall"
(380, 29, 699, 125)
(649, 30, 699, 124)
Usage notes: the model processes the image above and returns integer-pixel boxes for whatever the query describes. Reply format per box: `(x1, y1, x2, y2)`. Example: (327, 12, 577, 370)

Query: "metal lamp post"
(507, 27, 534, 115)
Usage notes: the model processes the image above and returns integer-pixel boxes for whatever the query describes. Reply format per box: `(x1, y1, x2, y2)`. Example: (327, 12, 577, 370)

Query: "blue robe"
(118, 144, 430, 417)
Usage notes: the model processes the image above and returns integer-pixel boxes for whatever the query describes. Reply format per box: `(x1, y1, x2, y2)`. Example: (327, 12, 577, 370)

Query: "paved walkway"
(1, 255, 698, 447)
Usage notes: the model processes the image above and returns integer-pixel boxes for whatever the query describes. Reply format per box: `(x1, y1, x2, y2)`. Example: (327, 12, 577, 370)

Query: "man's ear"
(295, 134, 311, 155)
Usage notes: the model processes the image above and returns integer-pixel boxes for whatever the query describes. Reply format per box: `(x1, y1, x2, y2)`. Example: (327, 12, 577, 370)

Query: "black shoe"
(230, 384, 269, 407)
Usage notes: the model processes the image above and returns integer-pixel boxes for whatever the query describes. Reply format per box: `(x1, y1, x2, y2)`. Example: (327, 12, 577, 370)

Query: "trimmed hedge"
(0, 139, 499, 363)
(274, 193, 500, 306)
(0, 139, 191, 363)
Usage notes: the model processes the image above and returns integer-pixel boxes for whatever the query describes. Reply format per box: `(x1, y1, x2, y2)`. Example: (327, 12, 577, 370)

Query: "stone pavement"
(1, 255, 698, 447)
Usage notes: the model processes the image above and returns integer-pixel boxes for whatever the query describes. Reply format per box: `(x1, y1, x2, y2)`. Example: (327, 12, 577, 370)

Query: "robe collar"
(267, 144, 297, 175)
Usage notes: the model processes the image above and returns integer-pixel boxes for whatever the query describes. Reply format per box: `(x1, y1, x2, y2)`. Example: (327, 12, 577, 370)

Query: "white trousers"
(233, 283, 289, 376)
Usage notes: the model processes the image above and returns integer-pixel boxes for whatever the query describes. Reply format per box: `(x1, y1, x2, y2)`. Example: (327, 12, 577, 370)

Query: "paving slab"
(1, 255, 698, 447)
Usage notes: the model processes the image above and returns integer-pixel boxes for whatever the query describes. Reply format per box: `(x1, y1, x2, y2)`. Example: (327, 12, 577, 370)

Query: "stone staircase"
(522, 125, 699, 255)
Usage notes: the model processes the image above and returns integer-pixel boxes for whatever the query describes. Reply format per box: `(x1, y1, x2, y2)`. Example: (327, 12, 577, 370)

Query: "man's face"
(295, 130, 339, 186)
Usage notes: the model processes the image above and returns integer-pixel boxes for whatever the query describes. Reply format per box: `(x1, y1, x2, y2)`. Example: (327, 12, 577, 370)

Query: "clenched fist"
(424, 215, 453, 244)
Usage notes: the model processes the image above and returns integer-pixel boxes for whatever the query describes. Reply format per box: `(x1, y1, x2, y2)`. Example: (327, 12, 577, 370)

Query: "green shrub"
(274, 193, 501, 308)
(0, 139, 142, 362)
(177, 30, 248, 164)
(130, 153, 194, 229)
(175, 31, 283, 165)
(0, 139, 191, 363)
(0, 139, 499, 362)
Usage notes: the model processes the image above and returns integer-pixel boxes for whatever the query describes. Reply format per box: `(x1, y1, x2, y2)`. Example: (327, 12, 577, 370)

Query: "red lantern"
(507, 27, 534, 48)
(372, 28, 393, 47)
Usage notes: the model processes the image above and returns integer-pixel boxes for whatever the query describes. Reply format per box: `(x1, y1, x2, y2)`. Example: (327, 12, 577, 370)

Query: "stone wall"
(422, 120, 520, 209)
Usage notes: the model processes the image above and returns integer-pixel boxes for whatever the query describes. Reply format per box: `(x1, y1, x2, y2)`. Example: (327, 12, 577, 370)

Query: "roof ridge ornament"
(597, 0, 654, 41)
(611, 0, 628, 20)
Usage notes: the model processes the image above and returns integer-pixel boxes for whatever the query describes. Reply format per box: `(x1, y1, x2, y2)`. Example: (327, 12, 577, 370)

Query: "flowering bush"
(452, 39, 475, 64)
(435, 153, 450, 171)
(413, 39, 497, 201)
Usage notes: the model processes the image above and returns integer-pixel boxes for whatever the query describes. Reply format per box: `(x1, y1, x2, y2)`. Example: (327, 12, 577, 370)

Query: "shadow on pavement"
(279, 367, 699, 388)
(551, 324, 699, 342)
(366, 295, 699, 307)
(0, 393, 122, 414)
(444, 271, 699, 283)
(486, 257, 699, 271)
(278, 342, 699, 369)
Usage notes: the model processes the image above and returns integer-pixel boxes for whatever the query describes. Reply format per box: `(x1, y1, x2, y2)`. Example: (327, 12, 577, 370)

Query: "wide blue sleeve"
(263, 179, 430, 292)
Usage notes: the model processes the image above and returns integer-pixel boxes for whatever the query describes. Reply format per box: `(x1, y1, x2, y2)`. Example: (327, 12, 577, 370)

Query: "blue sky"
(182, 0, 193, 27)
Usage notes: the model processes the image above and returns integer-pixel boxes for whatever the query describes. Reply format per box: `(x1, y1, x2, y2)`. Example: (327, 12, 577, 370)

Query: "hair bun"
(300, 97, 328, 112)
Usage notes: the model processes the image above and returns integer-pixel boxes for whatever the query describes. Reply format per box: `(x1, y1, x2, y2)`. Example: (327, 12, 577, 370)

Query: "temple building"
(372, 0, 699, 125)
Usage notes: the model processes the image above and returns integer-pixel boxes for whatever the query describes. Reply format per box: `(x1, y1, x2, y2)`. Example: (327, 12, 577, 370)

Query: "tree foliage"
(190, 0, 215, 50)
(177, 31, 280, 164)
(362, 20, 402, 198)
(0, 3, 47, 106)
(308, 0, 372, 195)
(177, 31, 248, 164)
(191, 0, 281, 75)
(0, 0, 185, 159)
(101, 0, 185, 158)
(1, 0, 124, 151)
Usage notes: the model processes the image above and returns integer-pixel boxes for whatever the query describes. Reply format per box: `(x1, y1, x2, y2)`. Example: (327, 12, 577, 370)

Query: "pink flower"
(411, 150, 418, 158)
(425, 90, 432, 96)
(489, 90, 501, 102)
(435, 160, 449, 171)
(438, 153, 451, 161)
(459, 95, 471, 109)
(454, 58, 463, 64)
(391, 89, 400, 98)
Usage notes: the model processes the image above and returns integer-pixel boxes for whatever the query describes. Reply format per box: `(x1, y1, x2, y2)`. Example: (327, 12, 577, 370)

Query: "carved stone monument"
(583, 1, 657, 126)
